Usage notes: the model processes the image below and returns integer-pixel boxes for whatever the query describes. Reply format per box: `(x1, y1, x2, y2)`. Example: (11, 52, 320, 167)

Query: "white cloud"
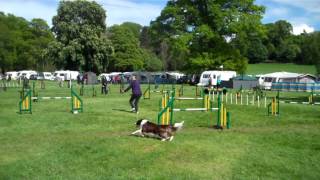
(292, 23, 315, 35)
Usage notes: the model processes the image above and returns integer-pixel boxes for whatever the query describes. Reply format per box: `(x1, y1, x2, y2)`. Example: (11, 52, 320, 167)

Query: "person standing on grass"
(121, 75, 142, 113)
(101, 76, 108, 95)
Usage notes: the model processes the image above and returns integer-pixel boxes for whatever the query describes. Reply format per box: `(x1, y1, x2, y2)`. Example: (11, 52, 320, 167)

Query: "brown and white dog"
(131, 119, 184, 141)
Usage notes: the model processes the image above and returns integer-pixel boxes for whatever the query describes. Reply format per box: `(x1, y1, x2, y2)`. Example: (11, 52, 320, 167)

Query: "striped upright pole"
(217, 93, 221, 127)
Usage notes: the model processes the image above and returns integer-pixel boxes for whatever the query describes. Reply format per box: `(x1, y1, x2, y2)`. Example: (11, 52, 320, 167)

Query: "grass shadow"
(112, 108, 133, 113)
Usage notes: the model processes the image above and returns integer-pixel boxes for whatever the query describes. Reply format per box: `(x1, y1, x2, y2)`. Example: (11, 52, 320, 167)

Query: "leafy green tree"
(121, 22, 142, 39)
(231, 12, 268, 64)
(108, 25, 144, 71)
(50, 0, 113, 73)
(276, 40, 300, 63)
(29, 18, 55, 71)
(140, 26, 152, 49)
(141, 49, 163, 71)
(265, 20, 301, 63)
(266, 20, 292, 45)
(0, 13, 54, 72)
(297, 32, 320, 75)
(108, 23, 163, 72)
(0, 13, 15, 73)
(149, 0, 265, 73)
(246, 37, 268, 63)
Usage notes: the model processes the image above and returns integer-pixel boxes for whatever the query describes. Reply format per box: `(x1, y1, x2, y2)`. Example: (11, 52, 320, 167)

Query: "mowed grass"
(246, 63, 316, 75)
(0, 81, 320, 179)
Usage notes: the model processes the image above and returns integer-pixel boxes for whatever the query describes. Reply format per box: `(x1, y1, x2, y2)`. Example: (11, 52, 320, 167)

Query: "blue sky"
(0, 0, 318, 35)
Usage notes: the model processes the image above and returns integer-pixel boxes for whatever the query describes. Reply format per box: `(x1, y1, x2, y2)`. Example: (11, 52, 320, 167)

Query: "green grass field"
(0, 81, 320, 179)
(246, 63, 316, 75)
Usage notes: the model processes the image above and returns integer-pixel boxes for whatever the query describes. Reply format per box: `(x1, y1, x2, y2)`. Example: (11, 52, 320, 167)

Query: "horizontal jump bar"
(31, 97, 71, 100)
(176, 97, 203, 100)
(173, 108, 218, 111)
(280, 101, 316, 105)
(150, 90, 174, 93)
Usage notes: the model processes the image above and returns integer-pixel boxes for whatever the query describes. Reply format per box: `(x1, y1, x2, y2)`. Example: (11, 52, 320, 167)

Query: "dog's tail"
(173, 121, 184, 131)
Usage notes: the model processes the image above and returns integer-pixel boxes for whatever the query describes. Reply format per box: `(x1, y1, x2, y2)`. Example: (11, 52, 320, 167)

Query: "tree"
(265, 20, 300, 63)
(246, 37, 268, 63)
(121, 22, 142, 39)
(140, 26, 152, 49)
(0, 12, 54, 73)
(29, 18, 55, 71)
(108, 25, 144, 71)
(149, 0, 265, 73)
(108, 23, 163, 72)
(50, 0, 113, 73)
(297, 32, 320, 75)
(141, 49, 163, 71)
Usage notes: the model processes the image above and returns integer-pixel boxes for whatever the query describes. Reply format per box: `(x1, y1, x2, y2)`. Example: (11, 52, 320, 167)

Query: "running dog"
(131, 119, 184, 141)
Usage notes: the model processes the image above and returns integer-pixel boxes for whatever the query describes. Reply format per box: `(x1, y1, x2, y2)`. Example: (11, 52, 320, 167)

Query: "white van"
(198, 71, 236, 86)
(5, 71, 19, 80)
(54, 70, 79, 81)
(18, 70, 37, 79)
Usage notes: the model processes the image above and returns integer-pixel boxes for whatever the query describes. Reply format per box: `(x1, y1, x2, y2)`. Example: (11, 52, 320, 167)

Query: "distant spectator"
(154, 76, 159, 89)
(23, 76, 29, 89)
(58, 77, 63, 87)
(101, 76, 108, 95)
(222, 88, 227, 95)
(83, 73, 88, 85)
(217, 76, 222, 89)
(120, 74, 125, 92)
(77, 74, 81, 84)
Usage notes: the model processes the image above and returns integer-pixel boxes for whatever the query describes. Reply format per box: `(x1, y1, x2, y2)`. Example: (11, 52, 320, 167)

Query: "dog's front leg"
(169, 136, 174, 141)
(131, 129, 143, 136)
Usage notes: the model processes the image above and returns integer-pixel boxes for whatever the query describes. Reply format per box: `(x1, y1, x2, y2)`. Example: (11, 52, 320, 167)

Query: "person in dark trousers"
(101, 76, 108, 95)
(122, 75, 142, 113)
(77, 74, 81, 85)
(120, 74, 125, 92)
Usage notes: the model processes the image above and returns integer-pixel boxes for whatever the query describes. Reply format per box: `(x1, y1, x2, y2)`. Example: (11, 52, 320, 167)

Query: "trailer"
(197, 71, 236, 87)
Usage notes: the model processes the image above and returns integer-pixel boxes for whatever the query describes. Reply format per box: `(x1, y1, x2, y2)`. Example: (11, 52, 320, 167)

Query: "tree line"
(0, 0, 319, 75)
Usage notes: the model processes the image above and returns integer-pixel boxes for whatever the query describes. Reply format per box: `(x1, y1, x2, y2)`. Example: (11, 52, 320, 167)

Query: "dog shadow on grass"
(197, 124, 225, 130)
(112, 108, 133, 113)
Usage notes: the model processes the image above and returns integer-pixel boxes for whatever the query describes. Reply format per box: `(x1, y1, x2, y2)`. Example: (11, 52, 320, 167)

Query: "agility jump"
(267, 91, 280, 116)
(158, 89, 231, 129)
(19, 86, 83, 114)
(143, 83, 184, 99)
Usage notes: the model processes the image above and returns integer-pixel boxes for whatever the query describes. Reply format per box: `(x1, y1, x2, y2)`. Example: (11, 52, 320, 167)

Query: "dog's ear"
(136, 119, 149, 126)
(136, 119, 143, 125)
